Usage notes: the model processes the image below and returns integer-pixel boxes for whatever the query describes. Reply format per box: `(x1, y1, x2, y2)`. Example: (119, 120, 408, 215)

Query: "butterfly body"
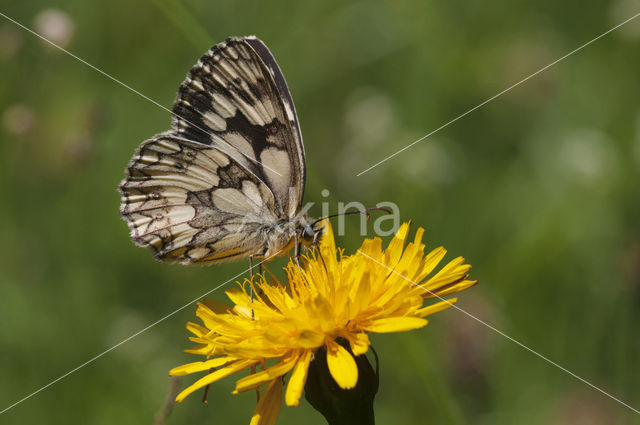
(119, 36, 318, 264)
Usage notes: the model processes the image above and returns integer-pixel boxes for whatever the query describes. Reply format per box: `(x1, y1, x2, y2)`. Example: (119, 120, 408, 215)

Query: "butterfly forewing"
(171, 36, 305, 217)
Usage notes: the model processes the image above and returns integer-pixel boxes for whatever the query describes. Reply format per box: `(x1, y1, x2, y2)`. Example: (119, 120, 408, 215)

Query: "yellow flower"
(169, 221, 477, 424)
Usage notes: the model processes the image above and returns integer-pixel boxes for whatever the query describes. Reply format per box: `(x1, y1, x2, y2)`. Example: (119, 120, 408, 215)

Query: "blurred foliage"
(1, 0, 639, 424)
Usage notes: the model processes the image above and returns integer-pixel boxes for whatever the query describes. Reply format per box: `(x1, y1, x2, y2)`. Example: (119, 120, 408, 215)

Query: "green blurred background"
(1, 0, 639, 424)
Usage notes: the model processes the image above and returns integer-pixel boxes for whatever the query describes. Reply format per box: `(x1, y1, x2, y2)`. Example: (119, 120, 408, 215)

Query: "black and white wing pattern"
(172, 36, 305, 217)
(119, 36, 310, 264)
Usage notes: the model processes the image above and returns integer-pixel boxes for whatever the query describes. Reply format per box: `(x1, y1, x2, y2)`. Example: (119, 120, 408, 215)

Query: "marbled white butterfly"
(119, 36, 320, 264)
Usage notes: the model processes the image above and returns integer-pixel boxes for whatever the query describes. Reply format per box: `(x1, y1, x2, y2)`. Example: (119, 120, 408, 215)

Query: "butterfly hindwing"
(119, 133, 280, 264)
(171, 36, 305, 218)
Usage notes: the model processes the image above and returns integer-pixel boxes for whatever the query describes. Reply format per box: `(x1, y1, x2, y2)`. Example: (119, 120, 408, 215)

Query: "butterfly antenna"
(311, 206, 392, 227)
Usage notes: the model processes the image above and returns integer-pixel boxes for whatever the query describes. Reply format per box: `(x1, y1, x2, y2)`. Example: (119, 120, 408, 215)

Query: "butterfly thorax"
(262, 213, 319, 258)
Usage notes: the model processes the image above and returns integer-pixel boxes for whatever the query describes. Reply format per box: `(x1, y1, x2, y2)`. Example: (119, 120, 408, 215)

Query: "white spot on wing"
(203, 111, 227, 131)
(283, 100, 295, 122)
(188, 246, 209, 259)
(212, 188, 260, 215)
(237, 61, 257, 83)
(212, 93, 236, 118)
(218, 61, 240, 81)
(242, 180, 265, 208)
(188, 77, 205, 91)
(138, 152, 160, 164)
(238, 45, 252, 60)
(154, 140, 181, 154)
(204, 148, 231, 167)
(266, 65, 276, 77)
(260, 147, 290, 200)
(237, 99, 264, 126)
(225, 46, 239, 59)
(133, 205, 196, 233)
(223, 132, 255, 159)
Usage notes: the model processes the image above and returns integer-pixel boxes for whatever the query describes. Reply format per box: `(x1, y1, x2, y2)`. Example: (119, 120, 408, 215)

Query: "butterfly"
(119, 36, 322, 265)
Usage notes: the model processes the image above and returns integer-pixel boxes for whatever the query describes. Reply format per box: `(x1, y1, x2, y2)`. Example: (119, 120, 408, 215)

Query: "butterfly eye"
(303, 225, 315, 238)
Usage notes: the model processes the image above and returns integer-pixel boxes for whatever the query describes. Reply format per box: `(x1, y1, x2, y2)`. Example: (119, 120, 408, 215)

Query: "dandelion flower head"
(170, 221, 477, 424)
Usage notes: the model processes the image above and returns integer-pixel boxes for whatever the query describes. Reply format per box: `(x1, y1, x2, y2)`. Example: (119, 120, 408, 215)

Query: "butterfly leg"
(293, 233, 311, 286)
(249, 255, 256, 301)
(249, 255, 257, 319)
(312, 225, 328, 273)
(294, 233, 303, 273)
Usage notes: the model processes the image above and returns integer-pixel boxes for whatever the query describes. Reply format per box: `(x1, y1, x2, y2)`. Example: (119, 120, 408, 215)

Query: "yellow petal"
(226, 289, 251, 310)
(351, 269, 372, 316)
(250, 378, 283, 425)
(185, 321, 210, 338)
(326, 341, 358, 389)
(416, 246, 447, 282)
(384, 221, 411, 265)
(415, 298, 456, 317)
(175, 359, 256, 402)
(345, 332, 370, 356)
(195, 306, 225, 331)
(234, 353, 299, 393)
(424, 257, 470, 290)
(169, 356, 234, 376)
(363, 316, 428, 333)
(184, 345, 214, 356)
(285, 350, 313, 406)
(358, 237, 383, 260)
(318, 220, 338, 270)
(430, 279, 478, 298)
(201, 298, 232, 314)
